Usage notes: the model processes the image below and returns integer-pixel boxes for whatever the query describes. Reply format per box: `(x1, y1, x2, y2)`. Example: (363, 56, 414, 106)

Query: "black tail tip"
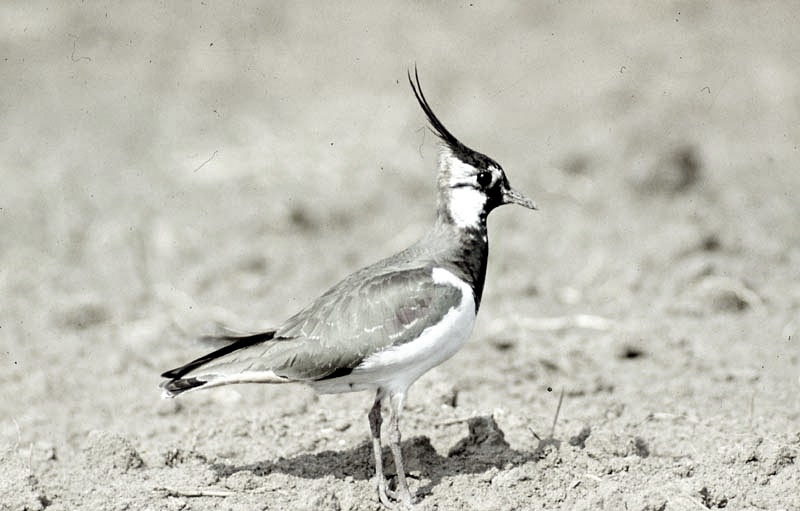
(160, 377, 206, 397)
(160, 367, 184, 379)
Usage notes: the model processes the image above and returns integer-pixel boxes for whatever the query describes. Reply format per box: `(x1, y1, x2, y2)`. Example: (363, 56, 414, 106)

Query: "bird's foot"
(386, 486, 415, 505)
(377, 477, 415, 508)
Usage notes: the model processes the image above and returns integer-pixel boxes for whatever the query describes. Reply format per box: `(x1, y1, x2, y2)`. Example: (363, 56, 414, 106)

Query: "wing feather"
(181, 267, 461, 382)
(271, 267, 463, 380)
(160, 266, 465, 385)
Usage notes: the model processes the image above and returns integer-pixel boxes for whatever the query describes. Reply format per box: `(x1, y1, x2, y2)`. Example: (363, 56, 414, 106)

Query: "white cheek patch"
(446, 156, 479, 183)
(448, 186, 486, 228)
(439, 148, 489, 228)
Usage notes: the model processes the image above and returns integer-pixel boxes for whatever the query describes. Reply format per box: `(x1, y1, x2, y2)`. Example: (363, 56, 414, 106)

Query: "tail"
(160, 331, 276, 397)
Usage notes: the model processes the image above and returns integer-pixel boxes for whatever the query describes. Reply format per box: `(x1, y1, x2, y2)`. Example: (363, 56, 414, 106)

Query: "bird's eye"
(476, 171, 492, 187)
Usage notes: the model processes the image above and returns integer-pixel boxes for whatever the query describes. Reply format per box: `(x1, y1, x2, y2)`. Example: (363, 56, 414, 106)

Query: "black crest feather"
(408, 66, 499, 170)
(408, 66, 467, 154)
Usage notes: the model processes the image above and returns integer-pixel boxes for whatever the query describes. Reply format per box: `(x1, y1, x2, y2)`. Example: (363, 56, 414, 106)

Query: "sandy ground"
(2, 2, 799, 510)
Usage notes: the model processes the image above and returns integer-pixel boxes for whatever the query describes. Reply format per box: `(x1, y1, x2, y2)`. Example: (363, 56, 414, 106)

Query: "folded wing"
(160, 266, 462, 394)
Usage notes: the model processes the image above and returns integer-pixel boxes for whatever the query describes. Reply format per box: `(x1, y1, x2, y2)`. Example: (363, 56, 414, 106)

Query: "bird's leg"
(369, 392, 394, 508)
(387, 392, 414, 506)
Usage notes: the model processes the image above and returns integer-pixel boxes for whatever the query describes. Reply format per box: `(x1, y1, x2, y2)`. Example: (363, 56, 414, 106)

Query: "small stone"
(568, 425, 591, 449)
(631, 436, 650, 457)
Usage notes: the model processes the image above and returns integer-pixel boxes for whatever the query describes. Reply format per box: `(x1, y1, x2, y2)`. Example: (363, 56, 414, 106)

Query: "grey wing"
(255, 267, 464, 381)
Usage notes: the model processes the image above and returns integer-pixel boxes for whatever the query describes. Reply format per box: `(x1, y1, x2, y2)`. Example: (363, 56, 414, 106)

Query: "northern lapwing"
(160, 68, 537, 507)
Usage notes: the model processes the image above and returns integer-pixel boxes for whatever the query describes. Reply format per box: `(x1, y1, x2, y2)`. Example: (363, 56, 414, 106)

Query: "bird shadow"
(209, 416, 557, 500)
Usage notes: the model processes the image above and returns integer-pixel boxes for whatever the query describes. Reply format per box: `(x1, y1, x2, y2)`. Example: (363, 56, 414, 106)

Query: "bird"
(160, 68, 537, 508)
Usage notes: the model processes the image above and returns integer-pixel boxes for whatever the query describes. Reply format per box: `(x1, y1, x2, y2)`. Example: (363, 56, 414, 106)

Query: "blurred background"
(1, 2, 799, 507)
(4, 1, 797, 328)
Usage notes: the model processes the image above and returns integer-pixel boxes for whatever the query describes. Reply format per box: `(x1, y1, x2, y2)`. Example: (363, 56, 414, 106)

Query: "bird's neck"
(427, 211, 489, 309)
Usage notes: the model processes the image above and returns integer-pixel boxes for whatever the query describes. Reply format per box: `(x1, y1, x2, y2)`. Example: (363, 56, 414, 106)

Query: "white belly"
(311, 268, 476, 395)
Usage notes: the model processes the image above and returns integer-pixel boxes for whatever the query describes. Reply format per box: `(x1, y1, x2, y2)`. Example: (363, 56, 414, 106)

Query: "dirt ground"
(2, 2, 799, 510)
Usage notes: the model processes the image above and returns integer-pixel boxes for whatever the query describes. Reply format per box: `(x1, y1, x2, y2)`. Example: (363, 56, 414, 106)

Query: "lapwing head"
(408, 68, 537, 231)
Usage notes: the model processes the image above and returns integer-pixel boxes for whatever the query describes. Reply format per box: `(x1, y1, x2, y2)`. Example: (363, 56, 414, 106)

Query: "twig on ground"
(528, 388, 566, 442)
(192, 150, 219, 172)
(550, 388, 565, 438)
(435, 417, 473, 426)
(156, 486, 235, 498)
